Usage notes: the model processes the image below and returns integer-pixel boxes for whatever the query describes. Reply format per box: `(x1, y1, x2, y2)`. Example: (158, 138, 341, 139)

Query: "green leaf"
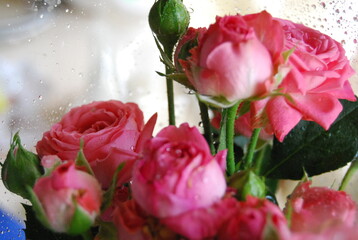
(217, 109, 228, 152)
(75, 140, 95, 176)
(101, 163, 125, 212)
(23, 204, 82, 240)
(263, 98, 358, 180)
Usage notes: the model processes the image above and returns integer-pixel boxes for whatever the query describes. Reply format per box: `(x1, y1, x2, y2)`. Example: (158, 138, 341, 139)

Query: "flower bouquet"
(1, 0, 358, 239)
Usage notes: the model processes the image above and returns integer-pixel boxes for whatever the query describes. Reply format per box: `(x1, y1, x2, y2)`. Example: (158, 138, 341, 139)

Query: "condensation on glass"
(0, 0, 357, 237)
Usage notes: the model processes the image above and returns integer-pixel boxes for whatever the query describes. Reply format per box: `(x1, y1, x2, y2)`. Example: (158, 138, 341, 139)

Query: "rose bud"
(284, 181, 357, 234)
(1, 133, 42, 200)
(33, 161, 102, 235)
(228, 170, 266, 201)
(149, 0, 190, 53)
(174, 27, 206, 71)
(132, 123, 227, 218)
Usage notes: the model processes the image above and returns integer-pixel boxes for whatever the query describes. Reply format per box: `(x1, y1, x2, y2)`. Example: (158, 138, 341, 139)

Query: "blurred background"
(0, 0, 357, 238)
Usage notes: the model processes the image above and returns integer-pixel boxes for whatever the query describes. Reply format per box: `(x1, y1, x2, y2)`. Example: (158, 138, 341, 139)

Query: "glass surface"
(0, 0, 357, 238)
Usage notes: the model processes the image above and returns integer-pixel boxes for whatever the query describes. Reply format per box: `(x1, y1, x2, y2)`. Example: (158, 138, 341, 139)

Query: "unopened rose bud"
(228, 170, 266, 200)
(1, 133, 42, 199)
(149, 0, 190, 54)
(33, 161, 102, 235)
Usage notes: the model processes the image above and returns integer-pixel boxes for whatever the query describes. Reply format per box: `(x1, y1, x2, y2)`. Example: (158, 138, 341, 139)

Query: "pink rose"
(218, 196, 290, 240)
(250, 18, 356, 141)
(36, 100, 155, 189)
(131, 123, 227, 218)
(285, 181, 357, 234)
(180, 11, 284, 105)
(33, 161, 102, 234)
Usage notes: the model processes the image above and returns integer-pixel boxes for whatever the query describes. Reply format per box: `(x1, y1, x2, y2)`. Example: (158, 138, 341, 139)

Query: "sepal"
(1, 133, 42, 200)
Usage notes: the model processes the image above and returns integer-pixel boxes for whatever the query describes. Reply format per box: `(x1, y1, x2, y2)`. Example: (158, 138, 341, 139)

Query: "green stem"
(243, 128, 261, 169)
(164, 46, 175, 126)
(198, 101, 215, 155)
(226, 102, 240, 176)
(252, 144, 268, 174)
(339, 158, 358, 191)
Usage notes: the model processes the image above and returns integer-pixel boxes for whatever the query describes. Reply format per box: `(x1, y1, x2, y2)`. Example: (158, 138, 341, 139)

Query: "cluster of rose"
(1, 0, 358, 239)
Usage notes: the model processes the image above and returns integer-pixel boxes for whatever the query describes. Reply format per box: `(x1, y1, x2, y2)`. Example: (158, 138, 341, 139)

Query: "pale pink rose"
(218, 196, 290, 240)
(285, 181, 357, 234)
(180, 11, 285, 105)
(250, 18, 356, 141)
(33, 161, 102, 233)
(131, 123, 227, 218)
(162, 197, 237, 240)
(36, 100, 156, 189)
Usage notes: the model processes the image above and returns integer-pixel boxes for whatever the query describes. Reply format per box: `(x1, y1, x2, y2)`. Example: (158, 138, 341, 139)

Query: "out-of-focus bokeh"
(0, 0, 357, 237)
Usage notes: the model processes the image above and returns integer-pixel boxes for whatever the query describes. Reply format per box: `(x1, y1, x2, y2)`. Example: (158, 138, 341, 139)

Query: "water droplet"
(39, 14, 44, 19)
(320, 2, 326, 8)
(65, 8, 69, 13)
(335, 9, 340, 13)
(67, 24, 71, 29)
(38, 95, 43, 100)
(175, 149, 183, 156)
(6, 3, 10, 7)
(354, 39, 357, 44)
(198, 121, 203, 127)
(311, 4, 316, 9)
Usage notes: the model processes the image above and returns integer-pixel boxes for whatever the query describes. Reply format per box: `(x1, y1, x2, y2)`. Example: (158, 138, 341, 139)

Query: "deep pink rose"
(100, 185, 130, 222)
(131, 123, 227, 218)
(33, 161, 102, 233)
(180, 11, 285, 105)
(36, 100, 155, 189)
(218, 196, 290, 240)
(162, 197, 237, 240)
(113, 199, 148, 240)
(285, 181, 357, 234)
(250, 18, 356, 141)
